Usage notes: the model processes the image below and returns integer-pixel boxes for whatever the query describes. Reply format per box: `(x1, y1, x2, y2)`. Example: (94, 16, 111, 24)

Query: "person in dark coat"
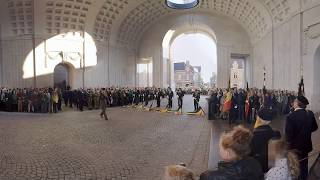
(176, 88, 184, 112)
(237, 89, 245, 121)
(229, 89, 238, 123)
(99, 89, 108, 120)
(166, 87, 174, 110)
(144, 88, 149, 107)
(193, 89, 200, 112)
(207, 91, 218, 120)
(78, 90, 85, 111)
(200, 126, 263, 180)
(285, 96, 318, 180)
(156, 88, 162, 108)
(250, 108, 281, 173)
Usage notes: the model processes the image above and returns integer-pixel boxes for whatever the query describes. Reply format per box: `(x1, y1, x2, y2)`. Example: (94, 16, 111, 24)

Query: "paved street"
(1, 94, 320, 180)
(0, 95, 211, 180)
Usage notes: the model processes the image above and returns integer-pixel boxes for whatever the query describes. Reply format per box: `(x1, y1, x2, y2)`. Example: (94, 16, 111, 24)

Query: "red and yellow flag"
(223, 91, 232, 112)
(223, 77, 232, 112)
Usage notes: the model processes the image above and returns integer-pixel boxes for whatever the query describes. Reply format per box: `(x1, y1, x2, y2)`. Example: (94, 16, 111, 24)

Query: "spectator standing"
(285, 96, 318, 180)
(200, 126, 263, 180)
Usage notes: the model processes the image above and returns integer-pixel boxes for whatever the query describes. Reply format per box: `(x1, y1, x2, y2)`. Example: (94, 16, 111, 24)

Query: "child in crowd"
(163, 164, 195, 180)
(265, 139, 300, 180)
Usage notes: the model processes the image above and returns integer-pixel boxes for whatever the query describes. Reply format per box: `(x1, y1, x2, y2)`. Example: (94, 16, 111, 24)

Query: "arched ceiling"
(115, 0, 274, 47)
(45, 0, 92, 34)
(7, 0, 33, 35)
(4, 0, 304, 46)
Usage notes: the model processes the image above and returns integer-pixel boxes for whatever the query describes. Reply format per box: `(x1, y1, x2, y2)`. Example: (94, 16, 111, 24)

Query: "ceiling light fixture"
(166, 0, 199, 9)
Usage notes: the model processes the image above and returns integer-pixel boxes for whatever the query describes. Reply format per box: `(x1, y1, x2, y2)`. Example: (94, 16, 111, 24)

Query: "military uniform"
(193, 90, 200, 112)
(99, 91, 108, 120)
(285, 96, 318, 180)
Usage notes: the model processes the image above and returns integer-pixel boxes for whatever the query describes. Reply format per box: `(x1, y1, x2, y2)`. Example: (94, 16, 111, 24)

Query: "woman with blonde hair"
(200, 125, 263, 180)
(163, 164, 195, 180)
(265, 139, 300, 180)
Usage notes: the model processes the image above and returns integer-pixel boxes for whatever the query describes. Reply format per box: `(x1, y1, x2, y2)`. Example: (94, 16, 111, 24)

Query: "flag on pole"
(298, 77, 305, 96)
(223, 77, 232, 112)
(263, 66, 267, 95)
(245, 82, 250, 119)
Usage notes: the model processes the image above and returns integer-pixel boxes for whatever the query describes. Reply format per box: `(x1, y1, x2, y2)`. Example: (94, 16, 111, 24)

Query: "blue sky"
(171, 33, 217, 83)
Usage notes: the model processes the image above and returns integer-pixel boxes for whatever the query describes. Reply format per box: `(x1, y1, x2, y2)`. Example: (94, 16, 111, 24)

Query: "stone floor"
(0, 95, 320, 180)
(0, 95, 211, 180)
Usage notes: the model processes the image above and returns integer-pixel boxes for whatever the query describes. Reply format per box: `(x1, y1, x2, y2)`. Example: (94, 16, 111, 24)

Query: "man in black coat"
(250, 108, 281, 173)
(176, 88, 184, 112)
(285, 96, 318, 180)
(144, 88, 149, 107)
(193, 89, 200, 112)
(156, 88, 162, 108)
(237, 89, 245, 121)
(166, 87, 174, 110)
(207, 91, 218, 120)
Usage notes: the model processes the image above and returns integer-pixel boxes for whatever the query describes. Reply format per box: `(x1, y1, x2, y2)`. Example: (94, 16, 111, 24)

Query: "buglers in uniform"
(250, 107, 281, 173)
(193, 89, 200, 112)
(176, 88, 184, 113)
(99, 88, 108, 121)
(166, 87, 174, 110)
(285, 96, 318, 180)
(156, 88, 162, 108)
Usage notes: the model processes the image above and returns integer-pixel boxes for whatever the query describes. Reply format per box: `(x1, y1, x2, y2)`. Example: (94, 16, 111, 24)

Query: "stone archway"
(53, 63, 74, 90)
(167, 32, 217, 89)
(162, 24, 217, 89)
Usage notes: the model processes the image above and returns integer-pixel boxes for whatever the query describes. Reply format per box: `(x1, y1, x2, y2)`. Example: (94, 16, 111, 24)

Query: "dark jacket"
(250, 125, 281, 172)
(200, 157, 263, 180)
(285, 109, 318, 154)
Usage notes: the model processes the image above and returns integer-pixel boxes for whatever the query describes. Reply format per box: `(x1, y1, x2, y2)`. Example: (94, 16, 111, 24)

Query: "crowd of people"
(207, 88, 297, 124)
(0, 87, 176, 113)
(0, 86, 296, 115)
(164, 96, 319, 180)
(0, 86, 319, 180)
(0, 87, 62, 113)
(0, 86, 202, 114)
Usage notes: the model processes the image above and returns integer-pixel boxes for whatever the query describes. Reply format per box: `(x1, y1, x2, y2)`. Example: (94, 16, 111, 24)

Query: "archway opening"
(53, 63, 73, 90)
(169, 33, 217, 89)
(23, 31, 97, 88)
(136, 58, 153, 87)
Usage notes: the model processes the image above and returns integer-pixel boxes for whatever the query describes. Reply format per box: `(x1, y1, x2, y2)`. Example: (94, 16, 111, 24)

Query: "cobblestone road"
(0, 96, 211, 180)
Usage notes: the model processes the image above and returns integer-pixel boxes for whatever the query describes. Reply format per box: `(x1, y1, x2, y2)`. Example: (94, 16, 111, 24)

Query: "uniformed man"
(166, 87, 174, 110)
(193, 89, 200, 112)
(176, 88, 184, 112)
(144, 88, 149, 106)
(156, 88, 162, 108)
(134, 89, 140, 105)
(285, 96, 318, 180)
(99, 89, 108, 120)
